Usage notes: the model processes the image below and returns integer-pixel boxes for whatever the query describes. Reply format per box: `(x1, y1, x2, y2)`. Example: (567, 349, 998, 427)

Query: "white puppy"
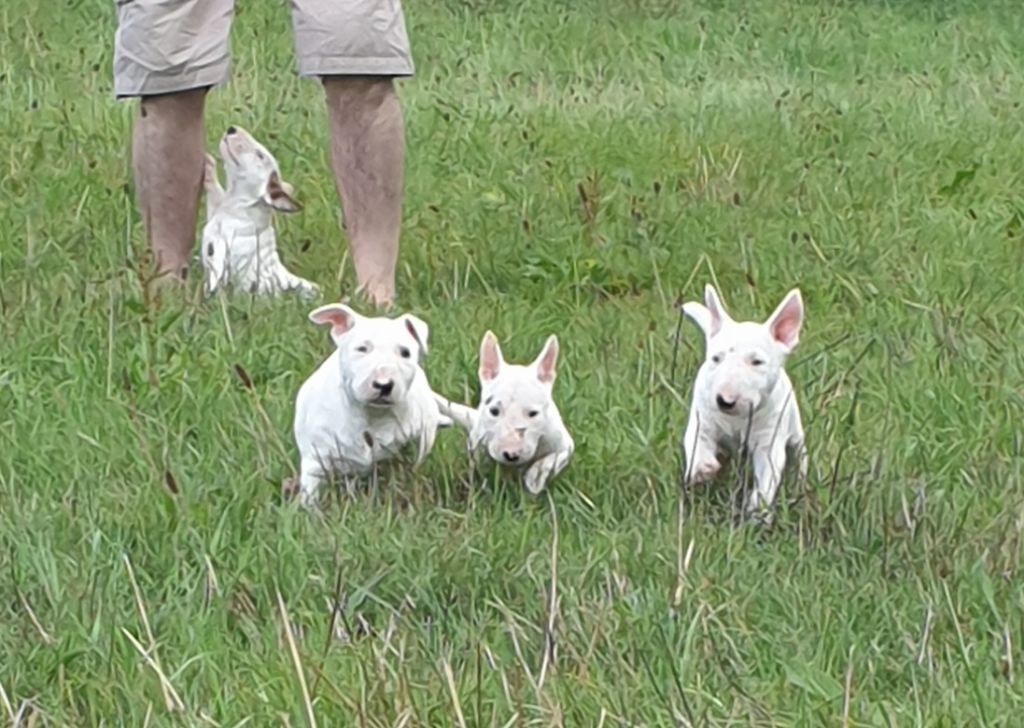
(436, 332, 574, 494)
(681, 285, 808, 521)
(202, 125, 319, 299)
(292, 303, 449, 507)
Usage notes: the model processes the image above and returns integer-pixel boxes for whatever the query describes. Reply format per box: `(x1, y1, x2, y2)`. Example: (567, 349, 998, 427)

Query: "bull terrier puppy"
(437, 332, 574, 494)
(292, 303, 449, 507)
(202, 125, 318, 298)
(681, 285, 808, 522)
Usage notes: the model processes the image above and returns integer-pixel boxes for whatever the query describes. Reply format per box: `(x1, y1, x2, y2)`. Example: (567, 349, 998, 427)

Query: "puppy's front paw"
(523, 464, 549, 495)
(687, 458, 721, 484)
(203, 153, 218, 183)
(285, 476, 322, 511)
(745, 500, 774, 527)
(297, 281, 320, 301)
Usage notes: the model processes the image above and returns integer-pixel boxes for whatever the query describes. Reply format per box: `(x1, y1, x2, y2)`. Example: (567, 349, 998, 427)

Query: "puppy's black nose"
(226, 125, 237, 135)
(502, 451, 521, 463)
(716, 394, 736, 411)
(372, 380, 394, 397)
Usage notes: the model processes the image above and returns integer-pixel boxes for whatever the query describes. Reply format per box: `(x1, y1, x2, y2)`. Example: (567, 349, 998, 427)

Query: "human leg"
(113, 0, 234, 279)
(290, 0, 414, 306)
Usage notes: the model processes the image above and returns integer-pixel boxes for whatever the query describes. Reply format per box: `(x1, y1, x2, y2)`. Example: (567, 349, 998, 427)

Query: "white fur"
(681, 284, 808, 522)
(293, 304, 450, 507)
(436, 332, 574, 494)
(201, 126, 319, 299)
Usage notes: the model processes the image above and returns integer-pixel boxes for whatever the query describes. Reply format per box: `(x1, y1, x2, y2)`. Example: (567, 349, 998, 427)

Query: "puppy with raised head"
(680, 285, 808, 521)
(436, 332, 574, 494)
(292, 303, 449, 507)
(202, 125, 319, 298)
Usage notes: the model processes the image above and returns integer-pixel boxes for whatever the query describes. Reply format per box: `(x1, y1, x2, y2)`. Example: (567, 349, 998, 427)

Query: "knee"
(321, 75, 396, 109)
(139, 87, 209, 117)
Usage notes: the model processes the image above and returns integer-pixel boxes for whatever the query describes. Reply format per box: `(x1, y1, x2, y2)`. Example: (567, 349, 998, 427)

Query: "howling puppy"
(202, 125, 318, 298)
(680, 285, 808, 522)
(436, 332, 574, 494)
(292, 303, 449, 507)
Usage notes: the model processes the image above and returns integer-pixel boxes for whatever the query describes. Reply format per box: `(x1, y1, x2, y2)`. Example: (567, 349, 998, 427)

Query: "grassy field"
(2, 0, 1024, 724)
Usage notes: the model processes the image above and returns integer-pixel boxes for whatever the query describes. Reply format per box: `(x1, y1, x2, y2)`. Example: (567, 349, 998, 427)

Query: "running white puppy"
(681, 285, 808, 521)
(202, 125, 318, 298)
(436, 332, 574, 494)
(292, 303, 449, 507)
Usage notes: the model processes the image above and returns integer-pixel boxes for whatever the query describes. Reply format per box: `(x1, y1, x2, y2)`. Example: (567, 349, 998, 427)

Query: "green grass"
(2, 0, 1024, 724)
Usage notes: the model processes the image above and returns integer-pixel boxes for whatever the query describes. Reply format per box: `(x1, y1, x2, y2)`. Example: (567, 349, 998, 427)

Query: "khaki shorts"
(113, 0, 414, 97)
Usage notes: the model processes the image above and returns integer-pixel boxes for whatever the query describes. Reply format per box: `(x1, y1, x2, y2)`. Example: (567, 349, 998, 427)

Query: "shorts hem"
(297, 56, 414, 78)
(113, 64, 230, 99)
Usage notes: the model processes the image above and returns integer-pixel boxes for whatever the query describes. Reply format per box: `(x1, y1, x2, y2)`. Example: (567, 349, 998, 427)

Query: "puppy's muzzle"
(226, 125, 237, 135)
(716, 394, 737, 412)
(501, 451, 521, 463)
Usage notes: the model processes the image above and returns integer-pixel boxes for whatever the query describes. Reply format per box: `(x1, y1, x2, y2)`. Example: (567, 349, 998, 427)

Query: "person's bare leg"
(132, 88, 207, 281)
(322, 76, 404, 307)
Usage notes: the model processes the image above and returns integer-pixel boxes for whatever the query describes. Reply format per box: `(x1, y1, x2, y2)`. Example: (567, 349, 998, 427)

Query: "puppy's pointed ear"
(704, 284, 732, 337)
(479, 331, 503, 382)
(533, 335, 559, 385)
(765, 288, 804, 352)
(264, 171, 302, 213)
(309, 303, 360, 344)
(402, 314, 430, 356)
(680, 302, 712, 342)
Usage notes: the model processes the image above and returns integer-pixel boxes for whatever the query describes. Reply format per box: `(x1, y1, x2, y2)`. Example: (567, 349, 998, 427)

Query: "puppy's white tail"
(433, 393, 477, 431)
(680, 302, 712, 336)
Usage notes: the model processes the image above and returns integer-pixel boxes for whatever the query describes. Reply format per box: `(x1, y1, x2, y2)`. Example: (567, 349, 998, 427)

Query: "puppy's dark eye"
(528, 410, 539, 418)
(751, 357, 765, 366)
(398, 346, 411, 359)
(256, 151, 265, 161)
(355, 345, 369, 353)
(711, 354, 723, 364)
(489, 406, 500, 417)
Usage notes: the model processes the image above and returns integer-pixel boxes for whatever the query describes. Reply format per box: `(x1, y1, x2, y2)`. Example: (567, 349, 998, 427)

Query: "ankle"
(152, 251, 191, 281)
(356, 279, 395, 310)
